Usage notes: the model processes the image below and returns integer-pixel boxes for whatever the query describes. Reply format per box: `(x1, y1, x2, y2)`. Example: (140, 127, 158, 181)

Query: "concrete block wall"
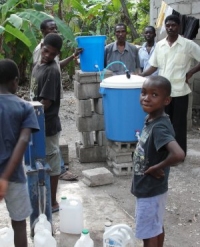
(150, 0, 200, 129)
(106, 140, 137, 176)
(74, 70, 112, 163)
(74, 69, 137, 175)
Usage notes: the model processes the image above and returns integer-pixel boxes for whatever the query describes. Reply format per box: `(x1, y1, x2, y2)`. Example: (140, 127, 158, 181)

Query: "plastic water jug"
(103, 224, 134, 247)
(59, 197, 83, 234)
(34, 214, 52, 234)
(0, 227, 14, 247)
(34, 228, 57, 247)
(74, 229, 94, 247)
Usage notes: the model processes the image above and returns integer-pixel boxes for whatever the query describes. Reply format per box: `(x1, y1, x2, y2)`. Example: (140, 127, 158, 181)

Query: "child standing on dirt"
(131, 75, 185, 247)
(30, 33, 63, 213)
(0, 59, 39, 247)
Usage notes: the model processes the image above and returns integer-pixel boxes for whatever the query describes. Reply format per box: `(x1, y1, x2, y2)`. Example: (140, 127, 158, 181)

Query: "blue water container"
(75, 35, 106, 72)
(100, 75, 146, 142)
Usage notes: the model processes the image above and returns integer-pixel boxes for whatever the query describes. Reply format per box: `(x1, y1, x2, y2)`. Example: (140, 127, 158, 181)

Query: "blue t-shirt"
(131, 115, 175, 198)
(0, 94, 39, 183)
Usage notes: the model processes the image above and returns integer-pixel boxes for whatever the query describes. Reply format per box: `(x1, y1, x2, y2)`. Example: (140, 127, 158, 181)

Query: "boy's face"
(140, 79, 171, 118)
(143, 27, 156, 42)
(40, 44, 59, 64)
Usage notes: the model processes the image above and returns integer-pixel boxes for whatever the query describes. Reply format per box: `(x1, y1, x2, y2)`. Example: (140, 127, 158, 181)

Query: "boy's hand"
(144, 166, 165, 179)
(0, 178, 8, 201)
(74, 48, 83, 57)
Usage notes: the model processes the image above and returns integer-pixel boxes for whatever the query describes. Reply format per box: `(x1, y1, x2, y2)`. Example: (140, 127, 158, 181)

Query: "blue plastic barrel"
(75, 35, 106, 72)
(99, 75, 146, 142)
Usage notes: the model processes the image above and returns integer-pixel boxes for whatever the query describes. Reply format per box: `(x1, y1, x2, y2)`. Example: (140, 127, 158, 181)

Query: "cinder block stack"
(106, 140, 137, 176)
(74, 70, 112, 163)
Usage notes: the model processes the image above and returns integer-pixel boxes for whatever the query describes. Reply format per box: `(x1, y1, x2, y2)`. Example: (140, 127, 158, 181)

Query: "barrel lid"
(100, 74, 146, 89)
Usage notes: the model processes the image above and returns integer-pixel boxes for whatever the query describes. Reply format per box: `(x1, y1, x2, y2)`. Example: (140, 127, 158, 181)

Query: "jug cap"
(61, 196, 67, 200)
(82, 229, 89, 234)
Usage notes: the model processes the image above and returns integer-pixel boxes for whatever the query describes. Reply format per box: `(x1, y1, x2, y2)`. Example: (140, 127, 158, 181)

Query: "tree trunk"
(119, 0, 139, 41)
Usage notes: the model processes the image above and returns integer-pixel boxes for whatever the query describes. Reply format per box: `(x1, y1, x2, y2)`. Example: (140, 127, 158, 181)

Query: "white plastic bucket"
(34, 229, 57, 247)
(59, 197, 83, 234)
(74, 229, 94, 247)
(0, 227, 14, 247)
(103, 224, 134, 247)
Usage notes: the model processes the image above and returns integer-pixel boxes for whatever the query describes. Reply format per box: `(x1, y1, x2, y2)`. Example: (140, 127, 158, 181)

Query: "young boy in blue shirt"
(131, 76, 185, 247)
(0, 59, 39, 247)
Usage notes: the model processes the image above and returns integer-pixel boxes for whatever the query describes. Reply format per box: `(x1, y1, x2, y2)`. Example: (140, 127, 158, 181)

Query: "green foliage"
(0, 0, 150, 83)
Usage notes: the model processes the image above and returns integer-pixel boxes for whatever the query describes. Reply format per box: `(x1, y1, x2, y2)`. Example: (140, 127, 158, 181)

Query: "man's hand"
(0, 178, 8, 201)
(74, 48, 83, 57)
(144, 165, 165, 179)
(186, 71, 193, 84)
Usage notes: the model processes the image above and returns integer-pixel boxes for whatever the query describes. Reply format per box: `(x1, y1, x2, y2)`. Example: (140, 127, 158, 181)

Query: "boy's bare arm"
(0, 128, 31, 200)
(144, 141, 185, 179)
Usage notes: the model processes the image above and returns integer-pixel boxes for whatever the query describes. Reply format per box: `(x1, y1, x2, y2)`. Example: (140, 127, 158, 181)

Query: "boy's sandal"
(52, 204, 59, 213)
(59, 171, 78, 181)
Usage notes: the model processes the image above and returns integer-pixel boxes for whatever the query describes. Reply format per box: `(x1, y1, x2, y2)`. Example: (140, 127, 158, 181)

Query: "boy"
(33, 19, 81, 180)
(30, 33, 63, 213)
(0, 59, 39, 247)
(131, 76, 185, 247)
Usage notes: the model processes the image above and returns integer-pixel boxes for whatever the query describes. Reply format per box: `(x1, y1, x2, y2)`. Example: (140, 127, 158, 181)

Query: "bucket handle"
(99, 61, 131, 81)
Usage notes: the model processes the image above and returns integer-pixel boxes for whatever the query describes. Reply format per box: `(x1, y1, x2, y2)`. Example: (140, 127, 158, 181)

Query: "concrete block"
(112, 161, 133, 176)
(95, 131, 107, 146)
(74, 81, 101, 100)
(82, 167, 114, 186)
(80, 132, 94, 147)
(75, 142, 106, 162)
(178, 3, 191, 15)
(77, 99, 92, 117)
(59, 137, 69, 164)
(107, 140, 136, 153)
(192, 2, 200, 14)
(107, 146, 133, 164)
(93, 98, 104, 114)
(76, 113, 104, 132)
(74, 70, 113, 84)
(106, 158, 113, 167)
(74, 70, 98, 84)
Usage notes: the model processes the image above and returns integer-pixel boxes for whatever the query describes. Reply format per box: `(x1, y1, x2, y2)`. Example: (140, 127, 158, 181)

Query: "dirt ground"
(0, 86, 200, 246)
(59, 89, 200, 247)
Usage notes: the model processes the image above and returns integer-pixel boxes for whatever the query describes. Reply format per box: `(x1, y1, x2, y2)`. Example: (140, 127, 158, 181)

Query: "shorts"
(4, 182, 32, 221)
(45, 132, 61, 176)
(135, 192, 167, 240)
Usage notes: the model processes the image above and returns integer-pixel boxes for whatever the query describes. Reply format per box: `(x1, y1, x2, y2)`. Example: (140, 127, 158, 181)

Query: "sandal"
(59, 171, 78, 181)
(52, 203, 59, 213)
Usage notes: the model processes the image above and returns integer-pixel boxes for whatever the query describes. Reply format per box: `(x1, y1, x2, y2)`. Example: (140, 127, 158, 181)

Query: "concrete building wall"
(150, 0, 200, 129)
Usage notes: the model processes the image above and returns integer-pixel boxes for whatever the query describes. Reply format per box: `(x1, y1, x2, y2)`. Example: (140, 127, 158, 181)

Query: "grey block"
(74, 70, 113, 84)
(75, 142, 106, 163)
(77, 99, 92, 117)
(93, 98, 104, 114)
(112, 161, 133, 176)
(82, 167, 114, 186)
(107, 140, 136, 153)
(80, 132, 94, 147)
(59, 137, 69, 164)
(107, 146, 133, 164)
(74, 80, 101, 99)
(76, 113, 104, 132)
(74, 70, 98, 83)
(95, 131, 107, 146)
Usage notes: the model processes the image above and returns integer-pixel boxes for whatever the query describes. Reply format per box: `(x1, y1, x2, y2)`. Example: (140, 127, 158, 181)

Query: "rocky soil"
(1, 83, 200, 247)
